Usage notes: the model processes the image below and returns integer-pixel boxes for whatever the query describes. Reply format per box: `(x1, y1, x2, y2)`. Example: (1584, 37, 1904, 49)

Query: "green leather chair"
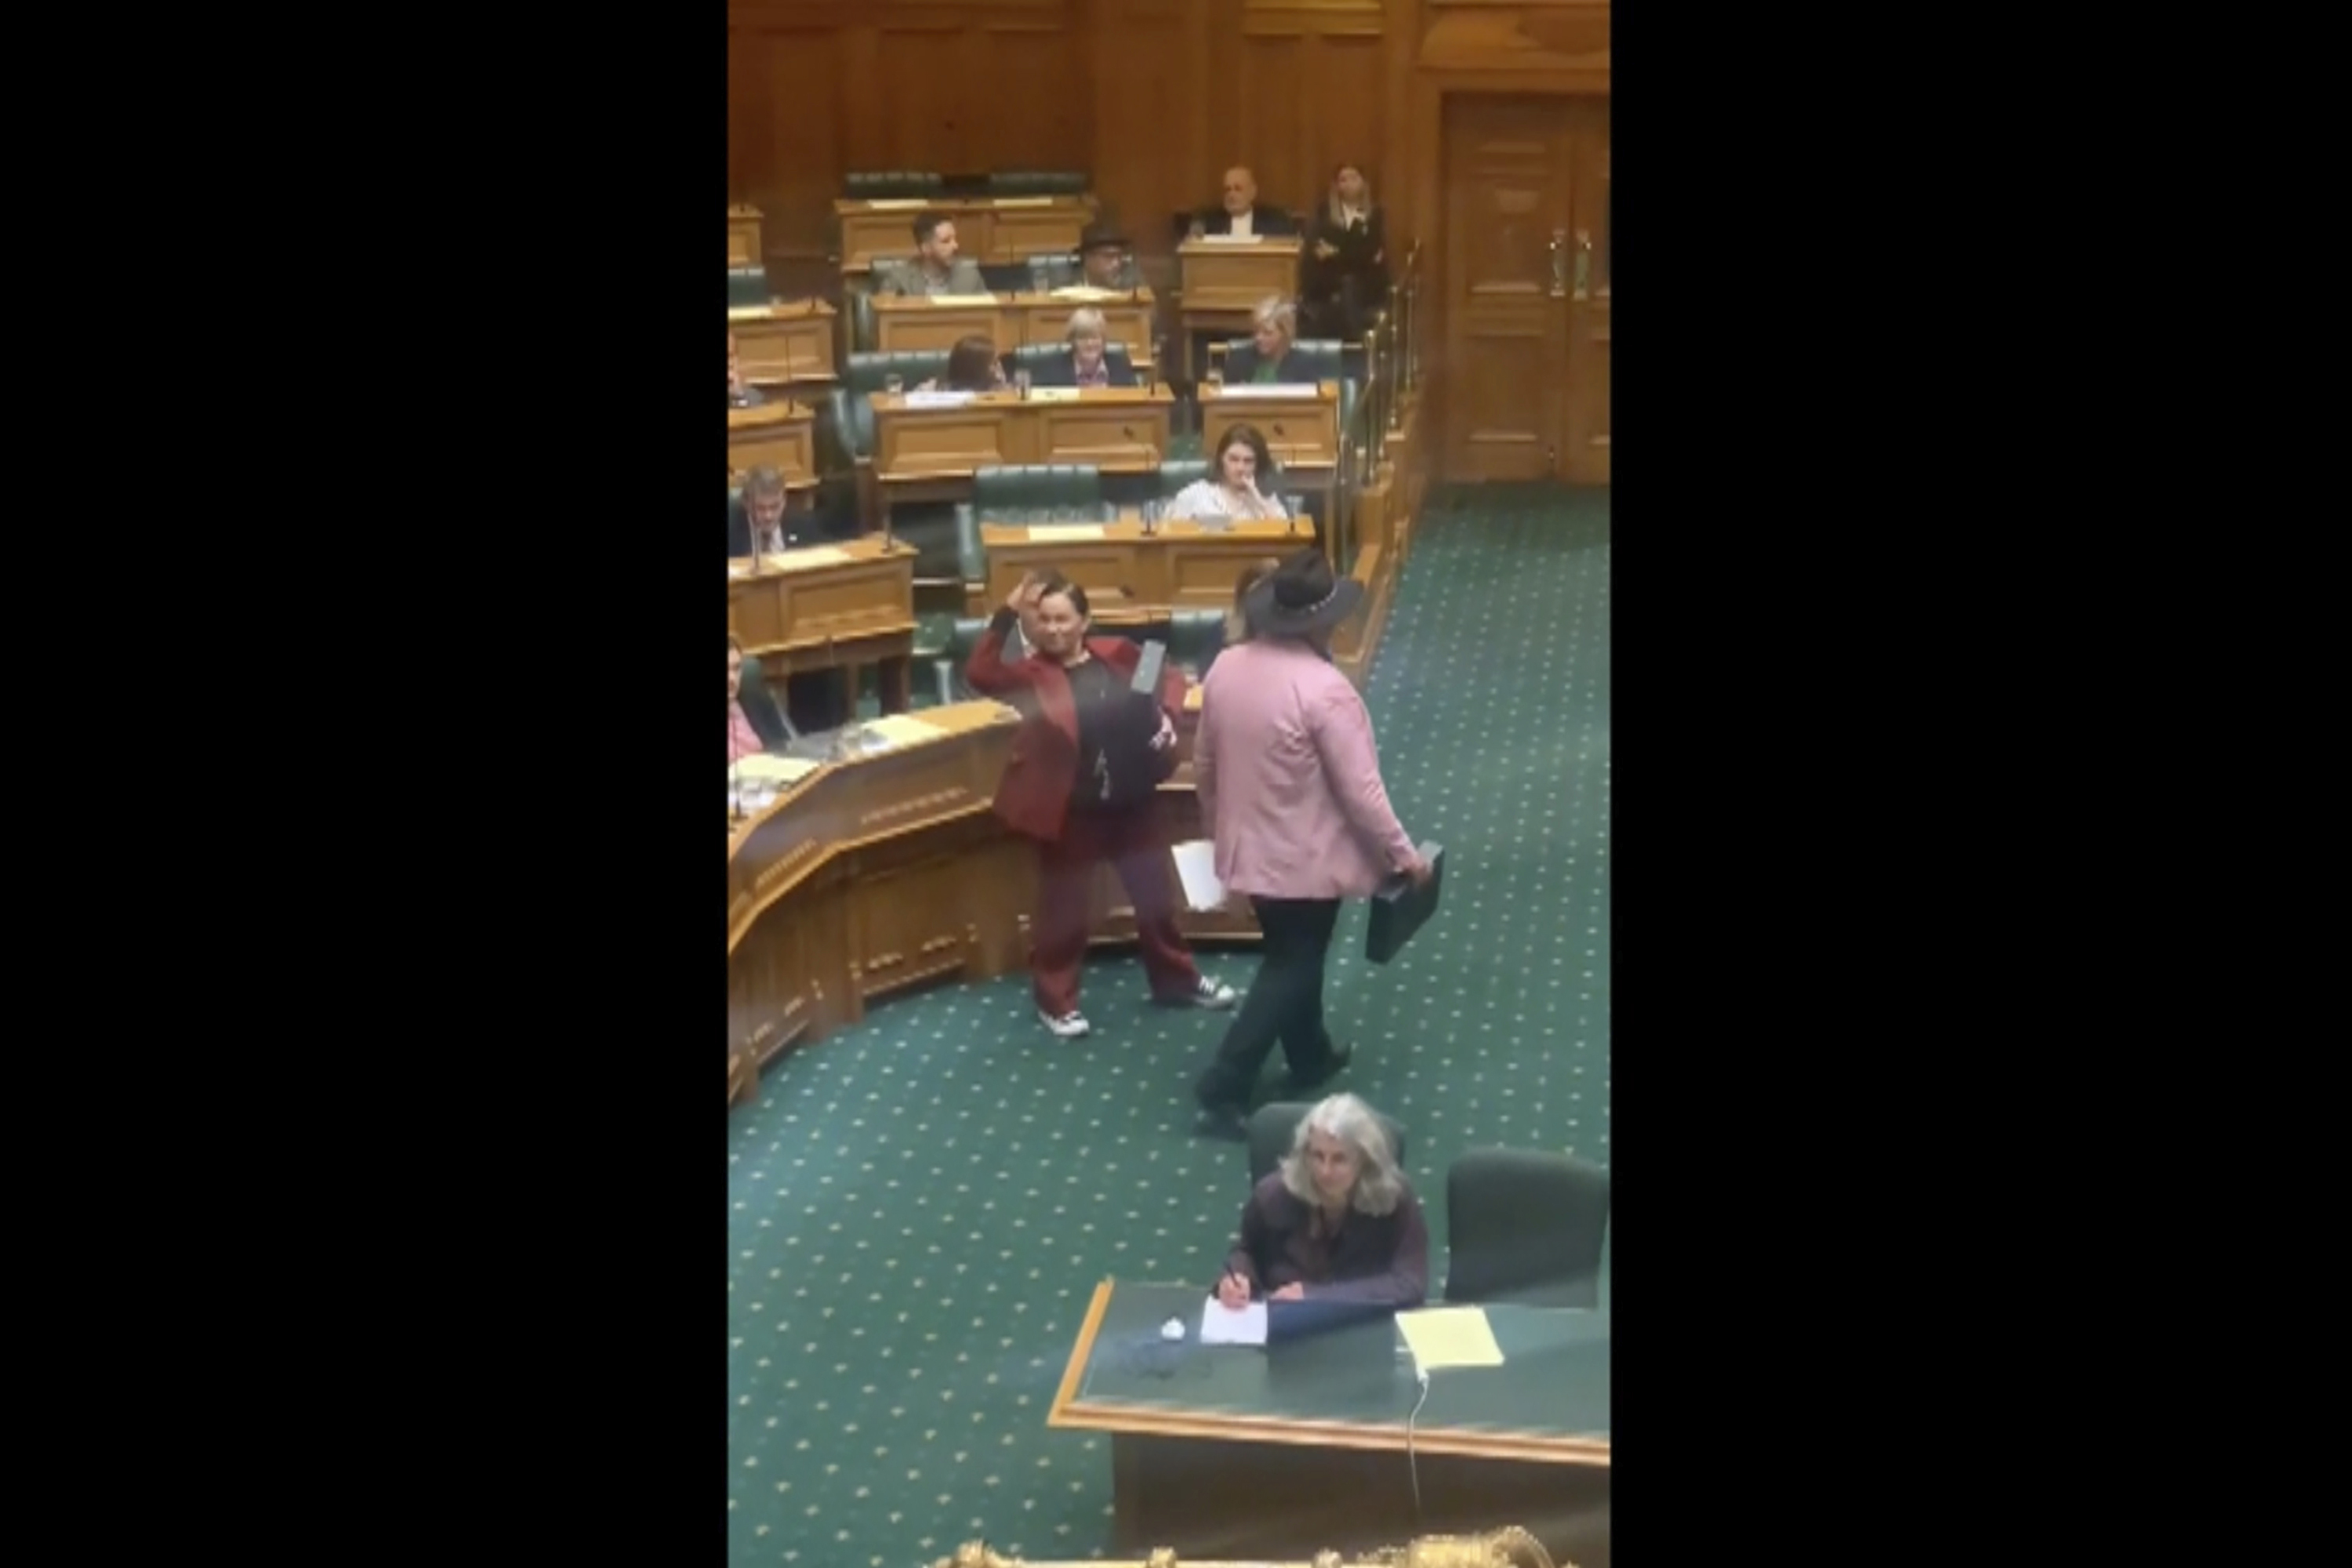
(1166, 609, 1226, 680)
(986, 171, 1087, 197)
(892, 503, 983, 597)
(1023, 252, 1081, 289)
(970, 464, 1109, 522)
(924, 615, 996, 706)
(844, 172, 943, 200)
(977, 260, 1033, 293)
(728, 266, 771, 309)
(1221, 336, 1345, 384)
(1442, 1149, 1610, 1310)
(1157, 459, 1210, 497)
(829, 350, 953, 459)
(1004, 343, 1137, 385)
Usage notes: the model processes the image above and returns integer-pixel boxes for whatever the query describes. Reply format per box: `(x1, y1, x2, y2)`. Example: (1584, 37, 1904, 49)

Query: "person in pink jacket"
(1191, 548, 1433, 1138)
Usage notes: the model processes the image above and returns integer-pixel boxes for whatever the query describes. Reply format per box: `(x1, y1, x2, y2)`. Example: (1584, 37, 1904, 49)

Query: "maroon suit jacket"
(966, 610, 1189, 841)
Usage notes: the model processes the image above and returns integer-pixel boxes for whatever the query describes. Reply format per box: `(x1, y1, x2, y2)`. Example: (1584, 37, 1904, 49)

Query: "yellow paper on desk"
(930, 293, 1000, 306)
(735, 754, 818, 785)
(1023, 524, 1107, 543)
(862, 714, 942, 747)
(726, 304, 771, 320)
(1396, 1307, 1505, 1370)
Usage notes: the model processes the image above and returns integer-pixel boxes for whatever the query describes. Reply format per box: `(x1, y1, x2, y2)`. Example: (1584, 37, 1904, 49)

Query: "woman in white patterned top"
(1169, 424, 1286, 521)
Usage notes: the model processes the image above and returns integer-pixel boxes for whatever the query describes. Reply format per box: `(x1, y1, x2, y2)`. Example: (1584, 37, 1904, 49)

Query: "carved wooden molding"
(1242, 0, 1386, 39)
(1419, 7, 1610, 71)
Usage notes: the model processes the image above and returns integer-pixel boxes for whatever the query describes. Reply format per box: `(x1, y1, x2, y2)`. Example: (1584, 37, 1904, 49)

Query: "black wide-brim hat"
(1077, 220, 1129, 252)
(1243, 548, 1363, 638)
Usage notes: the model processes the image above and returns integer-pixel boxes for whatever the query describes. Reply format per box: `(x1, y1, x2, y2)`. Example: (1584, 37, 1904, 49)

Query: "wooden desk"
(728, 702, 1260, 1081)
(982, 514, 1303, 615)
(1200, 382, 1342, 473)
(835, 195, 1095, 274)
(870, 290, 1157, 368)
(727, 205, 764, 267)
(728, 299, 837, 389)
(1050, 1279, 1611, 1563)
(872, 387, 1174, 502)
(727, 401, 818, 489)
(727, 537, 917, 711)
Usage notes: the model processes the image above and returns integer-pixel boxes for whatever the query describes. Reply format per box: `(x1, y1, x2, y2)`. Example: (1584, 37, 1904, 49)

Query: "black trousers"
(1196, 896, 1344, 1109)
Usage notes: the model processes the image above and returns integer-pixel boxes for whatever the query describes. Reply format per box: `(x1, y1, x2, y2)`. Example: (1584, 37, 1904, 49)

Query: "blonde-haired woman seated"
(1169, 424, 1287, 522)
(1223, 296, 1315, 384)
(1034, 307, 1137, 389)
(1214, 1093, 1428, 1305)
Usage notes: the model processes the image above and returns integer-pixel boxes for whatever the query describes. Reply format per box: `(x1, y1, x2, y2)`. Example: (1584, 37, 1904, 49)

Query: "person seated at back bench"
(1029, 309, 1137, 390)
(884, 210, 988, 296)
(1223, 297, 1316, 384)
(915, 335, 1008, 393)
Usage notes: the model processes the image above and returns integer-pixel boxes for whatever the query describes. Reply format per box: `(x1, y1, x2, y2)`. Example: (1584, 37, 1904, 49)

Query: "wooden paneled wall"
(728, 0, 1420, 276)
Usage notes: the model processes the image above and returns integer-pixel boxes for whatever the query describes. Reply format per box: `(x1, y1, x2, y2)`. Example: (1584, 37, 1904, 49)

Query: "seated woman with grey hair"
(1033, 307, 1138, 389)
(1214, 1092, 1428, 1307)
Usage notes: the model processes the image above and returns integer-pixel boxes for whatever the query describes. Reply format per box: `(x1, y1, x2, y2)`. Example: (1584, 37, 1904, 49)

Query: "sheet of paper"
(1395, 1307, 1506, 1370)
(992, 196, 1053, 209)
(734, 754, 818, 785)
(1022, 386, 1080, 402)
(862, 198, 925, 210)
(1022, 524, 1106, 543)
(725, 304, 771, 320)
(1049, 285, 1116, 300)
(1197, 234, 1264, 245)
(1200, 1299, 1267, 1347)
(1172, 840, 1225, 912)
(775, 545, 851, 568)
(1232, 383, 1320, 399)
(929, 293, 1000, 306)
(902, 390, 977, 408)
(862, 714, 942, 748)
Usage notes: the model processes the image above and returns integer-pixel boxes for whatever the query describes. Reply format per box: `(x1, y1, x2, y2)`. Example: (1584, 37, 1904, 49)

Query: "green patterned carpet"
(728, 482, 1610, 1564)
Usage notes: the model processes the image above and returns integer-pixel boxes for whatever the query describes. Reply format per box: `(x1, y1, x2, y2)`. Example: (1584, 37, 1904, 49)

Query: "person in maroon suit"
(967, 572, 1238, 1039)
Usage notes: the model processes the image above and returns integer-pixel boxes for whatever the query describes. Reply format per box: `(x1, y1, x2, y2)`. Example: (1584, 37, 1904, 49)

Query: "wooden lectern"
(1199, 382, 1341, 474)
(728, 205, 764, 268)
(729, 299, 838, 389)
(727, 401, 818, 490)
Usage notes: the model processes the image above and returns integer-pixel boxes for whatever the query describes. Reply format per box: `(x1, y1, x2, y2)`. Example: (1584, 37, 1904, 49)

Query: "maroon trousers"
(1031, 800, 1201, 1016)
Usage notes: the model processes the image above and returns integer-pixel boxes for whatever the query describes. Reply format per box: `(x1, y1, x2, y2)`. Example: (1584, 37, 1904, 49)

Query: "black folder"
(1365, 840, 1443, 965)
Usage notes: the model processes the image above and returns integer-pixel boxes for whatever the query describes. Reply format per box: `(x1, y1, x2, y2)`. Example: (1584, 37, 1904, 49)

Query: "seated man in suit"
(728, 467, 792, 556)
(728, 332, 764, 408)
(1195, 167, 1292, 238)
(1221, 297, 1316, 383)
(884, 210, 989, 296)
(1031, 308, 1138, 389)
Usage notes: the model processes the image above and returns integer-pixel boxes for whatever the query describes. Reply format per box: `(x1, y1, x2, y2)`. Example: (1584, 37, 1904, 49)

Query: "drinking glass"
(1014, 368, 1033, 399)
(883, 373, 903, 396)
(1029, 263, 1049, 295)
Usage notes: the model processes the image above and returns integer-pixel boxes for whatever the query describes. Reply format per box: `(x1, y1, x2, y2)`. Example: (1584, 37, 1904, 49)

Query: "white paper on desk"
(928, 293, 1000, 306)
(725, 304, 772, 320)
(1023, 523, 1106, 543)
(1050, 285, 1116, 300)
(1023, 386, 1080, 402)
(1232, 383, 1320, 398)
(1172, 840, 1225, 912)
(902, 390, 977, 408)
(1200, 1300, 1267, 1346)
(1196, 234, 1264, 245)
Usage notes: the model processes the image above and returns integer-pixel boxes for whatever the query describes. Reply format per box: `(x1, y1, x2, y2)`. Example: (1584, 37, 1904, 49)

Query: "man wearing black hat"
(1189, 548, 1433, 1136)
(1073, 220, 1136, 291)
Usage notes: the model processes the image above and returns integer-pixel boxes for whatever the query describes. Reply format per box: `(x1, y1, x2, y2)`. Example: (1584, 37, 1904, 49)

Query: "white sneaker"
(1163, 977, 1237, 1010)
(1038, 1008, 1093, 1039)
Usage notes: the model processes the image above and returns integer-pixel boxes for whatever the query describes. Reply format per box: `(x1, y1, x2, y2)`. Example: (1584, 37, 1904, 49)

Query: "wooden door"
(1442, 95, 1612, 484)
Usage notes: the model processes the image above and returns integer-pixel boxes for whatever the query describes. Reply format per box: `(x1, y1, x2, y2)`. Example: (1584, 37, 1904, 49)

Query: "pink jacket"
(1195, 639, 1416, 900)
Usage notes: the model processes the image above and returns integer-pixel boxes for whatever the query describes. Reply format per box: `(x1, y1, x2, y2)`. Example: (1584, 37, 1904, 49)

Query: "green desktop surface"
(1054, 1279, 1610, 1455)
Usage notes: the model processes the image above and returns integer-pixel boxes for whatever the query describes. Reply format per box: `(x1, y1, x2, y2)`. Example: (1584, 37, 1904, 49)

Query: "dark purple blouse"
(1219, 1171, 1429, 1305)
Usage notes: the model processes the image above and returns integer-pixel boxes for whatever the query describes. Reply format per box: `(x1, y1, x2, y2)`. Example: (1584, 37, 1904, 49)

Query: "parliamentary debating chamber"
(728, 3, 1610, 1565)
